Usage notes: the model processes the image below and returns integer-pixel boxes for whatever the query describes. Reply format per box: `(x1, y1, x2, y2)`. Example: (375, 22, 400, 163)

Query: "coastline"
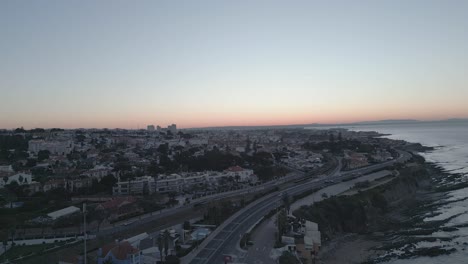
(292, 133, 457, 264)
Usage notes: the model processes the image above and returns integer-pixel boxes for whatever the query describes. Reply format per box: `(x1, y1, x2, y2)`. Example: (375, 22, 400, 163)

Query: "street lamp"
(83, 203, 87, 264)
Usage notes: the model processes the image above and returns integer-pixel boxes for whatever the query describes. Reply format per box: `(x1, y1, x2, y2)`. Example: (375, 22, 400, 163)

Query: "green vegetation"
(239, 232, 251, 249)
(303, 138, 375, 155)
(278, 251, 300, 264)
(1, 240, 73, 261)
(276, 208, 288, 242)
(354, 180, 370, 189)
(202, 201, 241, 225)
(0, 135, 30, 164)
(37, 150, 50, 162)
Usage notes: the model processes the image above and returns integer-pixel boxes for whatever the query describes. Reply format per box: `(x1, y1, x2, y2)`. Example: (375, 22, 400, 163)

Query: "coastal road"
(184, 150, 411, 264)
(94, 171, 305, 237)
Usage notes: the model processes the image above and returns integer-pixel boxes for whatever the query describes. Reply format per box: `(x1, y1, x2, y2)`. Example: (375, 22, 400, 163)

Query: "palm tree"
(157, 233, 164, 262)
(2, 240, 7, 255)
(163, 229, 170, 259)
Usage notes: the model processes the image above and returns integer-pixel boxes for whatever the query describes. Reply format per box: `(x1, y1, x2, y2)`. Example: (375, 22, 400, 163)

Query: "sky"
(1, 0, 468, 129)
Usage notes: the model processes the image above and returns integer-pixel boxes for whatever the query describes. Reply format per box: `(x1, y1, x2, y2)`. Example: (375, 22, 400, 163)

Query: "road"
(94, 171, 305, 237)
(243, 216, 277, 264)
(184, 150, 411, 264)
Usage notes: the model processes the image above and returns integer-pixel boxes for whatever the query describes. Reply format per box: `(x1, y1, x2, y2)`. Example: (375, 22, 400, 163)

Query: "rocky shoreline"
(293, 144, 458, 264)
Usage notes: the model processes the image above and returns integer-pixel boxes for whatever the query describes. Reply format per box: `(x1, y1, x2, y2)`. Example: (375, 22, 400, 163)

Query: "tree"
(163, 229, 170, 258)
(99, 175, 117, 194)
(14, 127, 26, 133)
(2, 240, 7, 255)
(278, 251, 299, 264)
(25, 158, 37, 168)
(276, 209, 288, 242)
(165, 255, 180, 264)
(282, 192, 290, 214)
(91, 208, 109, 232)
(37, 150, 50, 161)
(157, 143, 169, 155)
(234, 175, 240, 183)
(183, 221, 191, 230)
(157, 233, 164, 262)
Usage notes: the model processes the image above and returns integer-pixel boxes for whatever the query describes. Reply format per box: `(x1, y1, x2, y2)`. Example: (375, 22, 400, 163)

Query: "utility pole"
(83, 203, 87, 264)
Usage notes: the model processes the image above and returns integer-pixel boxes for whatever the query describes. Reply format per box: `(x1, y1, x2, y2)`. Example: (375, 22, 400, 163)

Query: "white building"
(0, 165, 13, 173)
(113, 175, 185, 195)
(224, 166, 257, 183)
(47, 206, 81, 220)
(28, 139, 74, 156)
(303, 221, 321, 252)
(0, 172, 33, 188)
(82, 165, 113, 181)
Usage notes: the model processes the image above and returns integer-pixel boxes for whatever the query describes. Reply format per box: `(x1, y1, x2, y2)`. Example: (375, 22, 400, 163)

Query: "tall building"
(147, 125, 155, 131)
(168, 124, 177, 133)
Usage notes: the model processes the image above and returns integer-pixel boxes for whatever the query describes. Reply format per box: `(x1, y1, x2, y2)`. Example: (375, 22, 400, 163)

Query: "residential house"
(96, 196, 142, 221)
(0, 172, 33, 188)
(97, 240, 141, 264)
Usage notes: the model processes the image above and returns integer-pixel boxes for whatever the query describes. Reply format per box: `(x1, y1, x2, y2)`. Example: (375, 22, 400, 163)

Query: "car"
(123, 220, 135, 226)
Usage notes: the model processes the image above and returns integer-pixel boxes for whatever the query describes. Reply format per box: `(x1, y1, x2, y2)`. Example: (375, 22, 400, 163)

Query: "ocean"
(344, 120, 468, 263)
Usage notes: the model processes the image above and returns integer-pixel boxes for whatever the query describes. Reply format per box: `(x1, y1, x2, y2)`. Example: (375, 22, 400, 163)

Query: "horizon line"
(2, 117, 467, 131)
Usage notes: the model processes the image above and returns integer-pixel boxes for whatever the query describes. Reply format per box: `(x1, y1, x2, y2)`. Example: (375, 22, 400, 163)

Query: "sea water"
(347, 120, 468, 263)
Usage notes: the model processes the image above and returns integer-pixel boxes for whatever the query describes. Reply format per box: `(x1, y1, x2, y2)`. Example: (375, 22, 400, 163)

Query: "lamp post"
(83, 203, 87, 264)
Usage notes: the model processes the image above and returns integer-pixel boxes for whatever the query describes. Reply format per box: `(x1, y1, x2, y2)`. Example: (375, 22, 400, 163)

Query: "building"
(43, 179, 66, 192)
(113, 175, 185, 195)
(124, 232, 149, 249)
(0, 165, 13, 173)
(147, 125, 155, 131)
(96, 196, 141, 221)
(224, 166, 257, 183)
(82, 165, 113, 181)
(28, 139, 74, 155)
(97, 240, 141, 264)
(112, 176, 155, 195)
(0, 172, 34, 188)
(345, 151, 369, 169)
(296, 221, 321, 264)
(168, 124, 177, 133)
(47, 206, 81, 220)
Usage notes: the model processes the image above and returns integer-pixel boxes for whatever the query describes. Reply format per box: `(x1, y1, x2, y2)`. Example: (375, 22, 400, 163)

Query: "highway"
(184, 150, 411, 264)
(94, 171, 304, 237)
(93, 156, 339, 237)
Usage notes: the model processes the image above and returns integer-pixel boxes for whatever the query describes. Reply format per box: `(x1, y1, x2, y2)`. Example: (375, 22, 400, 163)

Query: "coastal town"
(0, 124, 413, 264)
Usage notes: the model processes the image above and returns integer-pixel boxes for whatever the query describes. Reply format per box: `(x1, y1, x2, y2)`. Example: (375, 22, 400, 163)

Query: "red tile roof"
(101, 241, 139, 260)
(225, 166, 244, 172)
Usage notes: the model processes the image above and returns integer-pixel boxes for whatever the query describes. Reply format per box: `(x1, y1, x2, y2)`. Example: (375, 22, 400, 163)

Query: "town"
(0, 124, 410, 264)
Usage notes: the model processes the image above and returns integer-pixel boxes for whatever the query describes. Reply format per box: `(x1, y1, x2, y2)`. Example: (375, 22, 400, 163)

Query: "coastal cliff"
(293, 154, 446, 263)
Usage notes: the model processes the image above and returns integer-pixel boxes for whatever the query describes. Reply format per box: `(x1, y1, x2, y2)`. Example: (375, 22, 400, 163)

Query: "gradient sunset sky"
(1, 0, 468, 129)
